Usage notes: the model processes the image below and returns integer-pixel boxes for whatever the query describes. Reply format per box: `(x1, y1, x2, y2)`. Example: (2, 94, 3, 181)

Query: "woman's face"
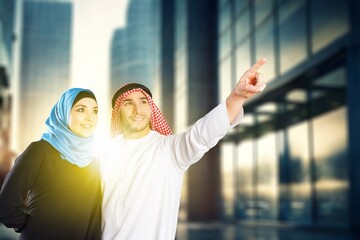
(68, 97, 98, 138)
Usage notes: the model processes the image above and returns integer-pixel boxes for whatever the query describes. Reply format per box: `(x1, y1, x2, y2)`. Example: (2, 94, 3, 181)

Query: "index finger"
(248, 58, 267, 73)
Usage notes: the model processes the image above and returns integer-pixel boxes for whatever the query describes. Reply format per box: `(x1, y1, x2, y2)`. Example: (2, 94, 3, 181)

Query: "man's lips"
(132, 117, 144, 121)
(131, 116, 146, 121)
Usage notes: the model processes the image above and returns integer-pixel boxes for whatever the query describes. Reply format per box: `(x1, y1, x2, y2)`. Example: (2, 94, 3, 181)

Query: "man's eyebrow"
(124, 97, 147, 101)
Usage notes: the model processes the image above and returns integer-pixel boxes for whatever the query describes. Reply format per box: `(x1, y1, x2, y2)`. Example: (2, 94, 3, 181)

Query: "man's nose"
(133, 103, 142, 113)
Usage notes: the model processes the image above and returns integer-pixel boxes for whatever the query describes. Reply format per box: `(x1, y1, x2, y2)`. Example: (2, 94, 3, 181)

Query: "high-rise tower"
(15, 0, 72, 151)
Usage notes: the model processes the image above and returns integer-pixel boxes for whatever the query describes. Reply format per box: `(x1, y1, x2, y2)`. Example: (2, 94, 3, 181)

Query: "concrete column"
(347, 0, 360, 231)
(186, 0, 220, 221)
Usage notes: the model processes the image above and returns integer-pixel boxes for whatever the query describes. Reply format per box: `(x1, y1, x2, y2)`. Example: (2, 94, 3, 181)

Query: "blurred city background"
(1, 0, 360, 239)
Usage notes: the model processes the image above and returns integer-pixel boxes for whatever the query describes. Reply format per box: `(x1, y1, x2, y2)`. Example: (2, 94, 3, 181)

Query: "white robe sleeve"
(169, 101, 243, 171)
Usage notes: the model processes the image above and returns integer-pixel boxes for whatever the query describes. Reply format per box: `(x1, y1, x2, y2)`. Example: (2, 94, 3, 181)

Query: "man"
(100, 58, 267, 239)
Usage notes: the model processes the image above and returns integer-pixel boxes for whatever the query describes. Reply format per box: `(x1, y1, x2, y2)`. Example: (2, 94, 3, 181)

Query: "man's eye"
(141, 101, 148, 105)
(124, 102, 132, 106)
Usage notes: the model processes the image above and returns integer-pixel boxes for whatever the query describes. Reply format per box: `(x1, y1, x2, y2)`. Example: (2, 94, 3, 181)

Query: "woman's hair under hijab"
(72, 91, 97, 108)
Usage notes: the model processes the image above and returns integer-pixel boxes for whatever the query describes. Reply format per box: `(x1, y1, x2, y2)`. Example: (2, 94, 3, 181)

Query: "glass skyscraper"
(0, 0, 15, 71)
(110, 0, 160, 95)
(110, 28, 127, 96)
(15, 0, 72, 152)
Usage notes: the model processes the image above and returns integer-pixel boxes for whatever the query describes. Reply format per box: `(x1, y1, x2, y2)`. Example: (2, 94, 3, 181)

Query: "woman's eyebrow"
(74, 104, 87, 108)
(74, 104, 97, 108)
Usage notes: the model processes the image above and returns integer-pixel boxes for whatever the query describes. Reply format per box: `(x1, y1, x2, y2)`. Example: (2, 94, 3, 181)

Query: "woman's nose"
(85, 111, 92, 121)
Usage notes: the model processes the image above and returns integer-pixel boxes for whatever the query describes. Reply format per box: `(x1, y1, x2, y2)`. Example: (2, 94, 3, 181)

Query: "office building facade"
(218, 0, 360, 230)
(161, 0, 360, 231)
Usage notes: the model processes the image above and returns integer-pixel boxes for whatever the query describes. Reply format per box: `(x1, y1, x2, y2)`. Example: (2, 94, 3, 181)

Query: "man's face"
(119, 91, 151, 139)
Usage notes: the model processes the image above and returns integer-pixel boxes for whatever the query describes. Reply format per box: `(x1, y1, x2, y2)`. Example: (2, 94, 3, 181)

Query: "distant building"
(0, 0, 16, 131)
(110, 28, 127, 97)
(0, 0, 17, 180)
(110, 0, 160, 96)
(15, 0, 72, 152)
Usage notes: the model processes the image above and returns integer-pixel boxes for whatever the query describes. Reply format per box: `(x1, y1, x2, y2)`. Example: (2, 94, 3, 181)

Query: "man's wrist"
(227, 91, 245, 108)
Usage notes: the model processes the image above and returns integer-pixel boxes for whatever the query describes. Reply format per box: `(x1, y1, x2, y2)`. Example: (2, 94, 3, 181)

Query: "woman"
(0, 88, 101, 240)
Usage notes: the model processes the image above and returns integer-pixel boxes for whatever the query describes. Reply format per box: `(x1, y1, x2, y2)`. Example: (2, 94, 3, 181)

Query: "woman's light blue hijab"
(42, 88, 96, 168)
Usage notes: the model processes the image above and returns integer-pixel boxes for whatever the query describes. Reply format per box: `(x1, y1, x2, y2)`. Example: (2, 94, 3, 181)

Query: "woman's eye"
(76, 108, 84, 112)
(93, 109, 98, 114)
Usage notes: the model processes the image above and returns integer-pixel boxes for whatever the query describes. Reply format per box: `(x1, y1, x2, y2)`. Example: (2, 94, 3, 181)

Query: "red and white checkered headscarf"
(111, 83, 172, 137)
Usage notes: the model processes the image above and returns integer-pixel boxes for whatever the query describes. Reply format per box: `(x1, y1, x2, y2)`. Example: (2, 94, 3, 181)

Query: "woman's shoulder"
(23, 139, 58, 156)
(28, 139, 51, 149)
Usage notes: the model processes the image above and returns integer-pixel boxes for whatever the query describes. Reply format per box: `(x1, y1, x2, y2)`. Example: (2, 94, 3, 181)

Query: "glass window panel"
(235, 10, 250, 43)
(235, 0, 250, 16)
(279, 0, 307, 74)
(219, 29, 231, 60)
(255, 17, 276, 81)
(219, 3, 231, 34)
(219, 57, 232, 101)
(256, 132, 278, 220)
(175, 0, 186, 49)
(254, 0, 273, 26)
(257, 114, 271, 123)
(314, 68, 346, 87)
(256, 102, 278, 113)
(311, 67, 347, 117)
(286, 104, 297, 112)
(313, 107, 349, 225)
(221, 143, 235, 220)
(218, 0, 229, 10)
(241, 114, 255, 125)
(311, 90, 325, 101)
(236, 140, 255, 220)
(235, 39, 251, 81)
(287, 122, 312, 222)
(175, 52, 188, 132)
(311, 0, 349, 53)
(286, 89, 307, 103)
